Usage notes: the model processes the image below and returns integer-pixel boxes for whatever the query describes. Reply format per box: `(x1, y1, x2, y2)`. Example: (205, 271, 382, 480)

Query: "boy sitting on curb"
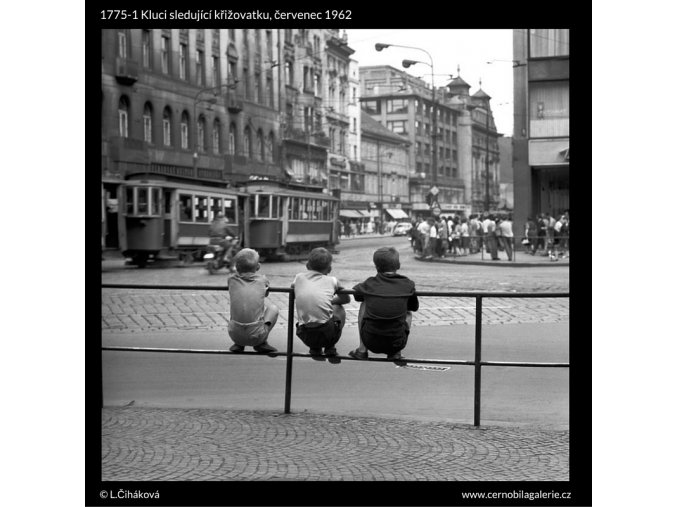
(349, 247, 419, 363)
(292, 247, 350, 363)
(227, 248, 279, 354)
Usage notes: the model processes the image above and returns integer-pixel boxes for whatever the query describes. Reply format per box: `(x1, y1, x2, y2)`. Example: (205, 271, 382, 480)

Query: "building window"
(362, 100, 380, 115)
(212, 55, 220, 87)
(143, 103, 152, 143)
(386, 120, 407, 135)
(529, 28, 569, 57)
(339, 129, 346, 155)
(213, 119, 221, 154)
(313, 73, 320, 96)
(386, 99, 407, 114)
(161, 36, 169, 74)
(118, 97, 129, 138)
(255, 72, 261, 103)
(244, 126, 252, 158)
(117, 31, 128, 58)
(285, 61, 293, 86)
(163, 107, 172, 146)
(197, 116, 205, 152)
(196, 49, 204, 86)
(179, 43, 187, 80)
(180, 112, 189, 149)
(229, 123, 236, 154)
(352, 118, 357, 133)
(266, 132, 274, 162)
(529, 80, 569, 137)
(243, 67, 250, 99)
(257, 129, 264, 160)
(142, 30, 152, 68)
(266, 76, 273, 107)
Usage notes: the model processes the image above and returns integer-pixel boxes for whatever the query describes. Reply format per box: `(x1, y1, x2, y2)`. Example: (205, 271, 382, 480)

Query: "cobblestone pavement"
(101, 290, 568, 333)
(102, 407, 569, 481)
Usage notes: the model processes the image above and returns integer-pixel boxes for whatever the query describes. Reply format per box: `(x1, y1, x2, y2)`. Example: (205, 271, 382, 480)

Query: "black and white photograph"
(87, 5, 588, 506)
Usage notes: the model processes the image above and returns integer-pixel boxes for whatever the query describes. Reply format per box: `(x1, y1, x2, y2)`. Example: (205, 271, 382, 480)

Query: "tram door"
(103, 184, 119, 249)
(162, 189, 173, 248)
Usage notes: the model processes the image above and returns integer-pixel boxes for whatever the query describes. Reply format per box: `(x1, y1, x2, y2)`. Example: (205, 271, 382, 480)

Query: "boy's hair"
(234, 248, 259, 273)
(373, 247, 400, 273)
(306, 247, 332, 273)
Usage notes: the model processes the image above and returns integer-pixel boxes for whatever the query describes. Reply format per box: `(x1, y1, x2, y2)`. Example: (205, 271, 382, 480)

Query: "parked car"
(392, 222, 413, 236)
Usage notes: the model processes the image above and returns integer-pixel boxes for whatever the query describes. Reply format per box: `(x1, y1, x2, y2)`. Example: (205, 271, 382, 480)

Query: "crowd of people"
(524, 211, 570, 260)
(407, 210, 569, 262)
(225, 246, 418, 363)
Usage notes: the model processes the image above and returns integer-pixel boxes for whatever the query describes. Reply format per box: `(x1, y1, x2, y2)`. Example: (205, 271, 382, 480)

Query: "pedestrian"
(525, 216, 538, 255)
(537, 213, 548, 254)
(460, 217, 470, 256)
(438, 216, 449, 257)
(469, 214, 480, 254)
(418, 218, 432, 259)
(450, 217, 461, 256)
(349, 221, 357, 238)
(427, 217, 438, 258)
(349, 247, 419, 362)
(497, 213, 514, 261)
(292, 247, 350, 363)
(226, 248, 279, 353)
(485, 214, 500, 260)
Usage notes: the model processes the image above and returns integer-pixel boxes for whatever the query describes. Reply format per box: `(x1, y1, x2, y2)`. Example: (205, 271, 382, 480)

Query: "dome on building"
(472, 88, 492, 100)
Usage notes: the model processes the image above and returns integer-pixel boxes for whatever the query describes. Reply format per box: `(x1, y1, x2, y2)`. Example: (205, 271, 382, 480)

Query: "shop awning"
(339, 209, 365, 218)
(385, 208, 409, 220)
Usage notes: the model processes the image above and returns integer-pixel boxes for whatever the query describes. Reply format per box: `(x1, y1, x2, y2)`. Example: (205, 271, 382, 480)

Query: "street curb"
(415, 256, 570, 268)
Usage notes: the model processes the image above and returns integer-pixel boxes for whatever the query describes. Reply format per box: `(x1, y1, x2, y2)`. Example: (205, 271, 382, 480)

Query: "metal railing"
(101, 284, 569, 426)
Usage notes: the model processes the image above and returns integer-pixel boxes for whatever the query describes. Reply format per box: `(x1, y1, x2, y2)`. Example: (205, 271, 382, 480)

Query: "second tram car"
(117, 175, 339, 267)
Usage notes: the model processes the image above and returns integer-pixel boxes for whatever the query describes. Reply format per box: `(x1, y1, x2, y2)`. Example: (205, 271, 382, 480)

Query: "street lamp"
(374, 42, 438, 200)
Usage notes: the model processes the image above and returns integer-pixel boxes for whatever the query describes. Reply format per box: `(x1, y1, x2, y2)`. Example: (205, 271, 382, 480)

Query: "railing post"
(283, 290, 295, 414)
(474, 296, 482, 427)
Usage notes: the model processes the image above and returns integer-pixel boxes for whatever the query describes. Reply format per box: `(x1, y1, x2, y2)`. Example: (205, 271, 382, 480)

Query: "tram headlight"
(204, 253, 214, 260)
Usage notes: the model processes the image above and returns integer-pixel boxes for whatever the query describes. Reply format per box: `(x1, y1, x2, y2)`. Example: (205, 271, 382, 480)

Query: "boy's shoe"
(324, 347, 341, 364)
(229, 344, 245, 353)
(254, 342, 278, 354)
(309, 348, 325, 361)
(348, 349, 368, 360)
(387, 352, 407, 366)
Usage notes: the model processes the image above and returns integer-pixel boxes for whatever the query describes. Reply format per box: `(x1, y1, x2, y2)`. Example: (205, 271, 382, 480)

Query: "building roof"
(472, 88, 492, 100)
(448, 76, 471, 89)
(360, 110, 410, 145)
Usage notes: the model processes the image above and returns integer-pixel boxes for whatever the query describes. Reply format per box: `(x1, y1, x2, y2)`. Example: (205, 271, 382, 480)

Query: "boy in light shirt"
(292, 248, 350, 363)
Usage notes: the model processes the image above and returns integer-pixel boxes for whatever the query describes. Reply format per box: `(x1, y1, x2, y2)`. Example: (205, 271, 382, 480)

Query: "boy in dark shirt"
(349, 247, 419, 362)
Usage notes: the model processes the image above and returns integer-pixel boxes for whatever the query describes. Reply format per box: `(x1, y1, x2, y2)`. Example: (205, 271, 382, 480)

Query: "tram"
(118, 174, 339, 267)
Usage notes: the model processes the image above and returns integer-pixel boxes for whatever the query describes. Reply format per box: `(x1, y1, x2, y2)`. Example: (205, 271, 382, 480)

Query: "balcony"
(115, 57, 139, 85)
(226, 93, 244, 113)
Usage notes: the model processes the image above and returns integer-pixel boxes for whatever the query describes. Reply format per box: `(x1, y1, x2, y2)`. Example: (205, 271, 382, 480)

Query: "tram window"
(210, 197, 223, 221)
(137, 188, 149, 215)
(224, 198, 236, 223)
(179, 194, 193, 221)
(126, 187, 134, 214)
(277, 196, 284, 218)
(195, 195, 209, 222)
(258, 195, 270, 218)
(164, 190, 172, 214)
(271, 196, 279, 218)
(319, 200, 328, 221)
(151, 188, 161, 216)
(290, 197, 299, 220)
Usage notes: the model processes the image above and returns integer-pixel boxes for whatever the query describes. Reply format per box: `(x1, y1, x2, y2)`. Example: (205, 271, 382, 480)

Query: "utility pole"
(484, 108, 490, 212)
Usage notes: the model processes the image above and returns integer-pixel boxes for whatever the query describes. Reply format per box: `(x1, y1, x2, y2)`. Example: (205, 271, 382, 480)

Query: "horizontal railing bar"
(101, 284, 568, 299)
(101, 346, 568, 368)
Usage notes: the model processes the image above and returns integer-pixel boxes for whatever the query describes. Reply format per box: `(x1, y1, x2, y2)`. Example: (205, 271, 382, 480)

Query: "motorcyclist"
(208, 212, 238, 266)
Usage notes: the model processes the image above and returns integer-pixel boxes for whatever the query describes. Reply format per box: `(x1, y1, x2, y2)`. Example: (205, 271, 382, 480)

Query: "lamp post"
(375, 43, 437, 188)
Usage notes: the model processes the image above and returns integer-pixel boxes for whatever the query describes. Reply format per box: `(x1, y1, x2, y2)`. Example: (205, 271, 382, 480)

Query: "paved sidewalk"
(102, 407, 569, 481)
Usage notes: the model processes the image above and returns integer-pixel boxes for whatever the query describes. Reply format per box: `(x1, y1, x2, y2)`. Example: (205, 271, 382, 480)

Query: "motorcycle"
(204, 236, 238, 275)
